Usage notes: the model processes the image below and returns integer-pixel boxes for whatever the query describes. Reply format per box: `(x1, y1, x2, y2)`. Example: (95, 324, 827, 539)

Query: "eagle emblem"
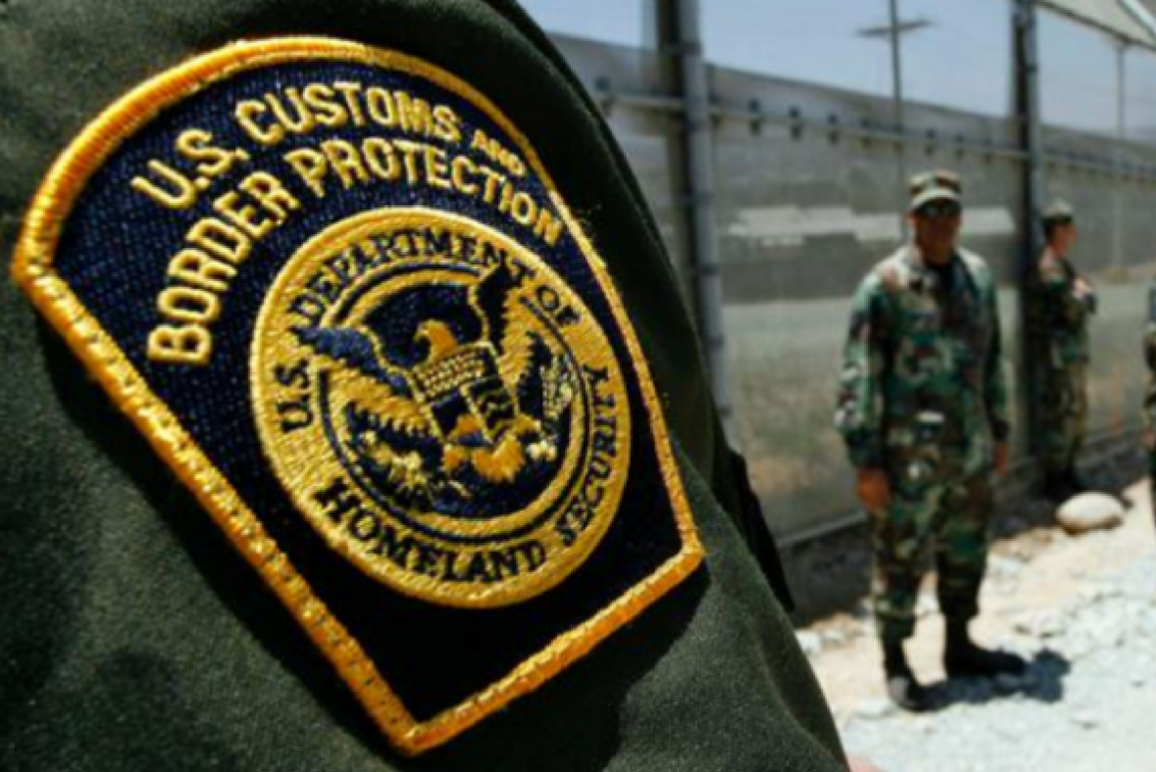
(295, 258, 577, 518)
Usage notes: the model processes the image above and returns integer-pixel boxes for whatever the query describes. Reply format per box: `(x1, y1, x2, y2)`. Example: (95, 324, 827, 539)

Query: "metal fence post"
(657, 0, 733, 435)
(1114, 40, 1128, 268)
(1014, 0, 1045, 456)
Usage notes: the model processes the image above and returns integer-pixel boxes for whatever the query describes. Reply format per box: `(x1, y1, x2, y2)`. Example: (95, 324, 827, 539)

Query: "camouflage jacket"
(835, 246, 1010, 482)
(1032, 249, 1095, 367)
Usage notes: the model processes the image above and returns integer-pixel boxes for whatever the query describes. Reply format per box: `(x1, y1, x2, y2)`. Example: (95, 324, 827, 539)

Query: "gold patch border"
(11, 36, 704, 756)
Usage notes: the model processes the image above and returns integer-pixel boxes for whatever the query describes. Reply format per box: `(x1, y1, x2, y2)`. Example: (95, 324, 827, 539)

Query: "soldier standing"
(1032, 201, 1096, 501)
(835, 170, 1026, 710)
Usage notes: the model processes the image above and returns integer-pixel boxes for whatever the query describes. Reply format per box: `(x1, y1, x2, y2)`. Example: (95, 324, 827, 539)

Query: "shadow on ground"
(919, 648, 1071, 711)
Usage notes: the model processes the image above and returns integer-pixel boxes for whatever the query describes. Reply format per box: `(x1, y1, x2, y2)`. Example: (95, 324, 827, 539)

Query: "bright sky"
(516, 0, 1156, 139)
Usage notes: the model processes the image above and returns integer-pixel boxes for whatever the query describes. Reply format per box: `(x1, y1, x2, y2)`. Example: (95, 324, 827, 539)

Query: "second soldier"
(1032, 200, 1096, 501)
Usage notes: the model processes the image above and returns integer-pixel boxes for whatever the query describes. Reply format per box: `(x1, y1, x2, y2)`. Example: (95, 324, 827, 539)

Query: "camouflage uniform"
(1033, 248, 1095, 476)
(1144, 279, 1156, 486)
(836, 245, 1010, 642)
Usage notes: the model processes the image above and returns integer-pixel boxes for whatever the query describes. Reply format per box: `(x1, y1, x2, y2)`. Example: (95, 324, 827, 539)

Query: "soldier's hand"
(993, 441, 1011, 476)
(856, 468, 891, 514)
(1143, 430, 1156, 451)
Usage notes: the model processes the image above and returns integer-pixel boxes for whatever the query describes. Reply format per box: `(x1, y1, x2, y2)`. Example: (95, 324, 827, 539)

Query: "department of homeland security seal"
(13, 37, 701, 754)
(253, 209, 630, 606)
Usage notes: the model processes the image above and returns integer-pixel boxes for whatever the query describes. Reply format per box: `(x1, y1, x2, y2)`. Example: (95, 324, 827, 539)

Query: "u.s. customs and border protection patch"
(12, 38, 702, 754)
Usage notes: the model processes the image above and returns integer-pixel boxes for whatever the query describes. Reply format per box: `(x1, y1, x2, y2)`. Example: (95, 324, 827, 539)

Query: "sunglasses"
(916, 201, 961, 219)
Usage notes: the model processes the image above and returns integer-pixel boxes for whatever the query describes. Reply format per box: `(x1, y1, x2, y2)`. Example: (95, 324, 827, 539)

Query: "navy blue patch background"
(52, 58, 683, 720)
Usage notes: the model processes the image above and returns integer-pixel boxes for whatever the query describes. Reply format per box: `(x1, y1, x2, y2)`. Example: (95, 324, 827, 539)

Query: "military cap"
(909, 169, 962, 213)
(1, 1, 846, 769)
(1042, 199, 1075, 225)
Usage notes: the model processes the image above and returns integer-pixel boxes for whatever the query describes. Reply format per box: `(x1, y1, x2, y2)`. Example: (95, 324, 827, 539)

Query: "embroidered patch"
(253, 209, 632, 607)
(13, 38, 702, 753)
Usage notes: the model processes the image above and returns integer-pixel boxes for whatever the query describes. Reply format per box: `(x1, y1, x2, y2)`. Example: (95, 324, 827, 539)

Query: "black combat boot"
(1041, 470, 1071, 503)
(1064, 468, 1088, 495)
(943, 620, 1026, 679)
(883, 640, 929, 711)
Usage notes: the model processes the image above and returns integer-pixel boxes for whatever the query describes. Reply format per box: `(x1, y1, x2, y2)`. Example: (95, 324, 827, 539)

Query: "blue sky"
(517, 0, 1156, 139)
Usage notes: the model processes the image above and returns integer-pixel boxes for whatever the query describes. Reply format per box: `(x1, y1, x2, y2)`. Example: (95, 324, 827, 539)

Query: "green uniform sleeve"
(835, 274, 887, 468)
(985, 278, 1011, 442)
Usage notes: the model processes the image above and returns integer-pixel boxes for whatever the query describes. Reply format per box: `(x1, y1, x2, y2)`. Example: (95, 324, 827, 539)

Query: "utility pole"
(859, 1, 931, 237)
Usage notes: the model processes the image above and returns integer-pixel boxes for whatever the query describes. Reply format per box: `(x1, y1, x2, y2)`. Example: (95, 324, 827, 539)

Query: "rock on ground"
(1056, 492, 1125, 535)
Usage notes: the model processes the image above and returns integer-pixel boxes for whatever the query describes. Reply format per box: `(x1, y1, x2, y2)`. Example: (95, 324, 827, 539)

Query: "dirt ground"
(799, 477, 1156, 771)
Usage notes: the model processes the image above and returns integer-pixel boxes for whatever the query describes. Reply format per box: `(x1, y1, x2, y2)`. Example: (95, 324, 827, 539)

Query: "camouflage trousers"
(868, 472, 992, 642)
(1040, 362, 1087, 474)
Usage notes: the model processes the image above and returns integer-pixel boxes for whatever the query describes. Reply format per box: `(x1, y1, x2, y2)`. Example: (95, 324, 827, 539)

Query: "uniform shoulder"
(957, 248, 998, 290)
(865, 248, 909, 294)
(1037, 249, 1067, 281)
(956, 247, 991, 276)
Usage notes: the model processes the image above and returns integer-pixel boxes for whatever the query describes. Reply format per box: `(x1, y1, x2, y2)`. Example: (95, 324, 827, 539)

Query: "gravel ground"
(801, 478, 1156, 772)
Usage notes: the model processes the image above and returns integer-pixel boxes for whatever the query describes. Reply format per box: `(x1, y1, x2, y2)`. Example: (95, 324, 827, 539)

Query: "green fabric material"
(0, 1, 846, 769)
(1039, 362, 1088, 474)
(868, 473, 991, 642)
(834, 246, 1010, 477)
(1032, 249, 1095, 367)
(1031, 249, 1093, 473)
